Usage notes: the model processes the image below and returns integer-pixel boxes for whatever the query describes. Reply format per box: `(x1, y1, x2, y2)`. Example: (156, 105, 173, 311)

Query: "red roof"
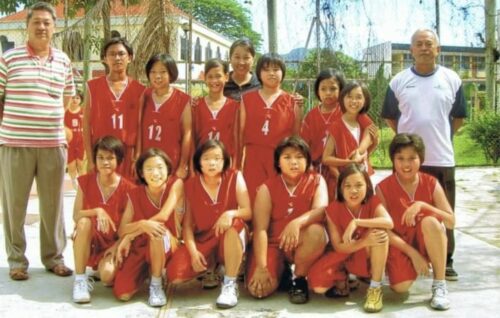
(0, 0, 186, 23)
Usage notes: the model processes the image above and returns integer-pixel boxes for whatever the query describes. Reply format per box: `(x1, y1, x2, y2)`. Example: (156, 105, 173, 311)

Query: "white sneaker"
(430, 285, 450, 310)
(216, 280, 239, 309)
(73, 278, 93, 303)
(148, 284, 167, 307)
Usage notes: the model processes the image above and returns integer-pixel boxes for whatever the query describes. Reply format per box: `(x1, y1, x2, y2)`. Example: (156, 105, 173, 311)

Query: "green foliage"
(367, 64, 390, 126)
(466, 111, 500, 164)
(289, 48, 362, 103)
(173, 0, 262, 50)
(297, 48, 362, 79)
(370, 127, 492, 168)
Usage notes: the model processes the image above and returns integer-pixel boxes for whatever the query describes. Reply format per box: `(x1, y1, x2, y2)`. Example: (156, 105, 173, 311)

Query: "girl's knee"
(302, 224, 327, 246)
(421, 216, 443, 234)
(75, 217, 92, 231)
(390, 281, 413, 293)
(312, 287, 328, 294)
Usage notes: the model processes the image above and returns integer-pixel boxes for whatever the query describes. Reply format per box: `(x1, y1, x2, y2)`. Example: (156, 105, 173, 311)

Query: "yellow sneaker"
(364, 286, 383, 313)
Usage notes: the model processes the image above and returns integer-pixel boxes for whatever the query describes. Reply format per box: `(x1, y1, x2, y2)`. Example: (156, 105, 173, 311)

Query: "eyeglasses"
(106, 51, 128, 58)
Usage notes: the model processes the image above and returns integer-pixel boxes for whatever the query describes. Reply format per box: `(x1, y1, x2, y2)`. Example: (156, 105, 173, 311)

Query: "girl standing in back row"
(192, 59, 239, 165)
(239, 53, 301, 203)
(137, 54, 192, 179)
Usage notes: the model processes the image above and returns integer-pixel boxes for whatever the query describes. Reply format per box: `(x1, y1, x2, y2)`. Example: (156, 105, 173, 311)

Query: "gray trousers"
(0, 146, 67, 270)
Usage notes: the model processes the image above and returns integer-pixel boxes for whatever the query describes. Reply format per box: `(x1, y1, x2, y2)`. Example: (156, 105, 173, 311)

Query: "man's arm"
(451, 84, 467, 133)
(381, 86, 400, 133)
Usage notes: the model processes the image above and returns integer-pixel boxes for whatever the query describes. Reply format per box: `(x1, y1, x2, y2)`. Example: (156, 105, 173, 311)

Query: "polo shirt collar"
(26, 42, 54, 61)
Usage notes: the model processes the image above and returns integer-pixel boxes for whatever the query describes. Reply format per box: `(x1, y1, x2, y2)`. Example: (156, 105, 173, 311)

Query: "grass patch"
(370, 126, 492, 169)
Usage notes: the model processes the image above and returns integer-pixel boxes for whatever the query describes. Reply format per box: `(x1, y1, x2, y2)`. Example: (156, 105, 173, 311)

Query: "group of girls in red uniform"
(69, 37, 454, 312)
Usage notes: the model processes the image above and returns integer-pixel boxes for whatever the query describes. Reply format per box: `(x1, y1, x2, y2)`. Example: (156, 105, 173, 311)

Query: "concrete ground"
(0, 167, 499, 318)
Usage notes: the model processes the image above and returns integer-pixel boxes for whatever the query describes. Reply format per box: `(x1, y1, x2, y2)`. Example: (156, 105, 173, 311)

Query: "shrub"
(466, 111, 500, 165)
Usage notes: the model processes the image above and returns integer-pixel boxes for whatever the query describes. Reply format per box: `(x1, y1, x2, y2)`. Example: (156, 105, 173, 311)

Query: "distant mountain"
(282, 47, 308, 62)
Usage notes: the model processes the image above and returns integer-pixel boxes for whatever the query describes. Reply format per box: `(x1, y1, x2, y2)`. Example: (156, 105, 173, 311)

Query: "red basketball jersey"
(192, 97, 239, 158)
(327, 116, 374, 174)
(77, 173, 135, 226)
(185, 169, 238, 234)
(141, 88, 190, 170)
(326, 196, 380, 240)
(242, 90, 296, 148)
(87, 76, 145, 146)
(265, 172, 321, 244)
(64, 108, 84, 147)
(377, 172, 440, 241)
(128, 176, 179, 236)
(300, 105, 340, 163)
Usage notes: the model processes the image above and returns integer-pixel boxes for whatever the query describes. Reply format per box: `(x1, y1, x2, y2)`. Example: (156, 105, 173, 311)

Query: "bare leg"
(294, 224, 327, 276)
(369, 231, 389, 282)
(223, 228, 243, 277)
(73, 217, 92, 274)
(422, 217, 447, 280)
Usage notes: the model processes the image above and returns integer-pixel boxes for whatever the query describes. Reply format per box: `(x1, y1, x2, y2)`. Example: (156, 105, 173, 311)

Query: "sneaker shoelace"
(432, 285, 447, 297)
(150, 284, 164, 299)
(79, 277, 95, 291)
(222, 281, 238, 297)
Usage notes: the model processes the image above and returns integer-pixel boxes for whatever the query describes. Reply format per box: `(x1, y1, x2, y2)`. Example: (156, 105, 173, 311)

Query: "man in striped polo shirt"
(0, 2, 75, 281)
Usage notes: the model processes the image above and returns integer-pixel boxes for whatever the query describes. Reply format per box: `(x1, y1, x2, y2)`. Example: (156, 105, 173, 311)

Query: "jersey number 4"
(261, 119, 270, 136)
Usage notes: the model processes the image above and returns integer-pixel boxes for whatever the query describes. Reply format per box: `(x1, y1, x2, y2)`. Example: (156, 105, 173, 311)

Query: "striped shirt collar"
(25, 42, 54, 61)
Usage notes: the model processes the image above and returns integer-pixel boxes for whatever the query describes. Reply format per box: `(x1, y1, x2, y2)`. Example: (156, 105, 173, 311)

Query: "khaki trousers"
(0, 146, 67, 270)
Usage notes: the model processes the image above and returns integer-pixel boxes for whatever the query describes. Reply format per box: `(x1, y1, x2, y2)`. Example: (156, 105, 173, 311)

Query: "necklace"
(200, 175, 222, 204)
(280, 175, 300, 215)
(106, 76, 128, 100)
(145, 185, 166, 209)
(346, 205, 363, 220)
(319, 104, 335, 124)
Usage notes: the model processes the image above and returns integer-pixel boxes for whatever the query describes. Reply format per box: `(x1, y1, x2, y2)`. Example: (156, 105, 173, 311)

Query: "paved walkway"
(0, 167, 499, 317)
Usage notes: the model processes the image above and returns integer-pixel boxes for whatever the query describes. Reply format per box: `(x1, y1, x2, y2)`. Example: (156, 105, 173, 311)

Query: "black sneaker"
(288, 277, 309, 304)
(445, 265, 458, 281)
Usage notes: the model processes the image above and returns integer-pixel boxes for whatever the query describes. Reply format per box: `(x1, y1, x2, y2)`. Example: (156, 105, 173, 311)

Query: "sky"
(238, 0, 497, 58)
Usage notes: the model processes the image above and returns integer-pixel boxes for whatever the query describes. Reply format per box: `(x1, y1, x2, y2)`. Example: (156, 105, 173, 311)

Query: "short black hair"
(389, 133, 426, 164)
(204, 58, 229, 75)
(101, 37, 133, 60)
(27, 2, 56, 24)
(314, 68, 346, 100)
(339, 81, 371, 114)
(135, 148, 173, 185)
(336, 163, 373, 204)
(273, 136, 312, 174)
(145, 53, 179, 83)
(256, 52, 286, 84)
(193, 139, 230, 175)
(229, 38, 256, 58)
(92, 135, 125, 166)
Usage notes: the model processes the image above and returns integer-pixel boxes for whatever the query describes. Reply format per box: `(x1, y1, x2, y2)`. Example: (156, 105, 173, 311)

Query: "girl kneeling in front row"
(113, 148, 184, 307)
(247, 136, 328, 304)
(309, 163, 393, 313)
(167, 140, 251, 309)
(376, 133, 455, 311)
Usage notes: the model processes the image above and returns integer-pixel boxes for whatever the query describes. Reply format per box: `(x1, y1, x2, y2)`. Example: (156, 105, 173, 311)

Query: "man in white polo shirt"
(0, 2, 75, 280)
(382, 28, 467, 281)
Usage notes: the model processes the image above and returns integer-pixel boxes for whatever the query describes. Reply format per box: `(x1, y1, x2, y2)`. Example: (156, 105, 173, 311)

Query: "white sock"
(369, 280, 382, 288)
(432, 279, 446, 288)
(75, 274, 87, 282)
(151, 275, 162, 286)
(223, 275, 236, 285)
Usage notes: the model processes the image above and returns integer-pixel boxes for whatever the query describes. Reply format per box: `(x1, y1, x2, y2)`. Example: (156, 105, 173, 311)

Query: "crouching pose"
(113, 148, 184, 307)
(72, 136, 135, 303)
(309, 164, 393, 313)
(167, 140, 251, 309)
(247, 136, 328, 304)
(376, 133, 455, 311)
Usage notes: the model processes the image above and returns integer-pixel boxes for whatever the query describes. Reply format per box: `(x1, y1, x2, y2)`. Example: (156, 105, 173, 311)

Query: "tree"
(172, 0, 262, 50)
